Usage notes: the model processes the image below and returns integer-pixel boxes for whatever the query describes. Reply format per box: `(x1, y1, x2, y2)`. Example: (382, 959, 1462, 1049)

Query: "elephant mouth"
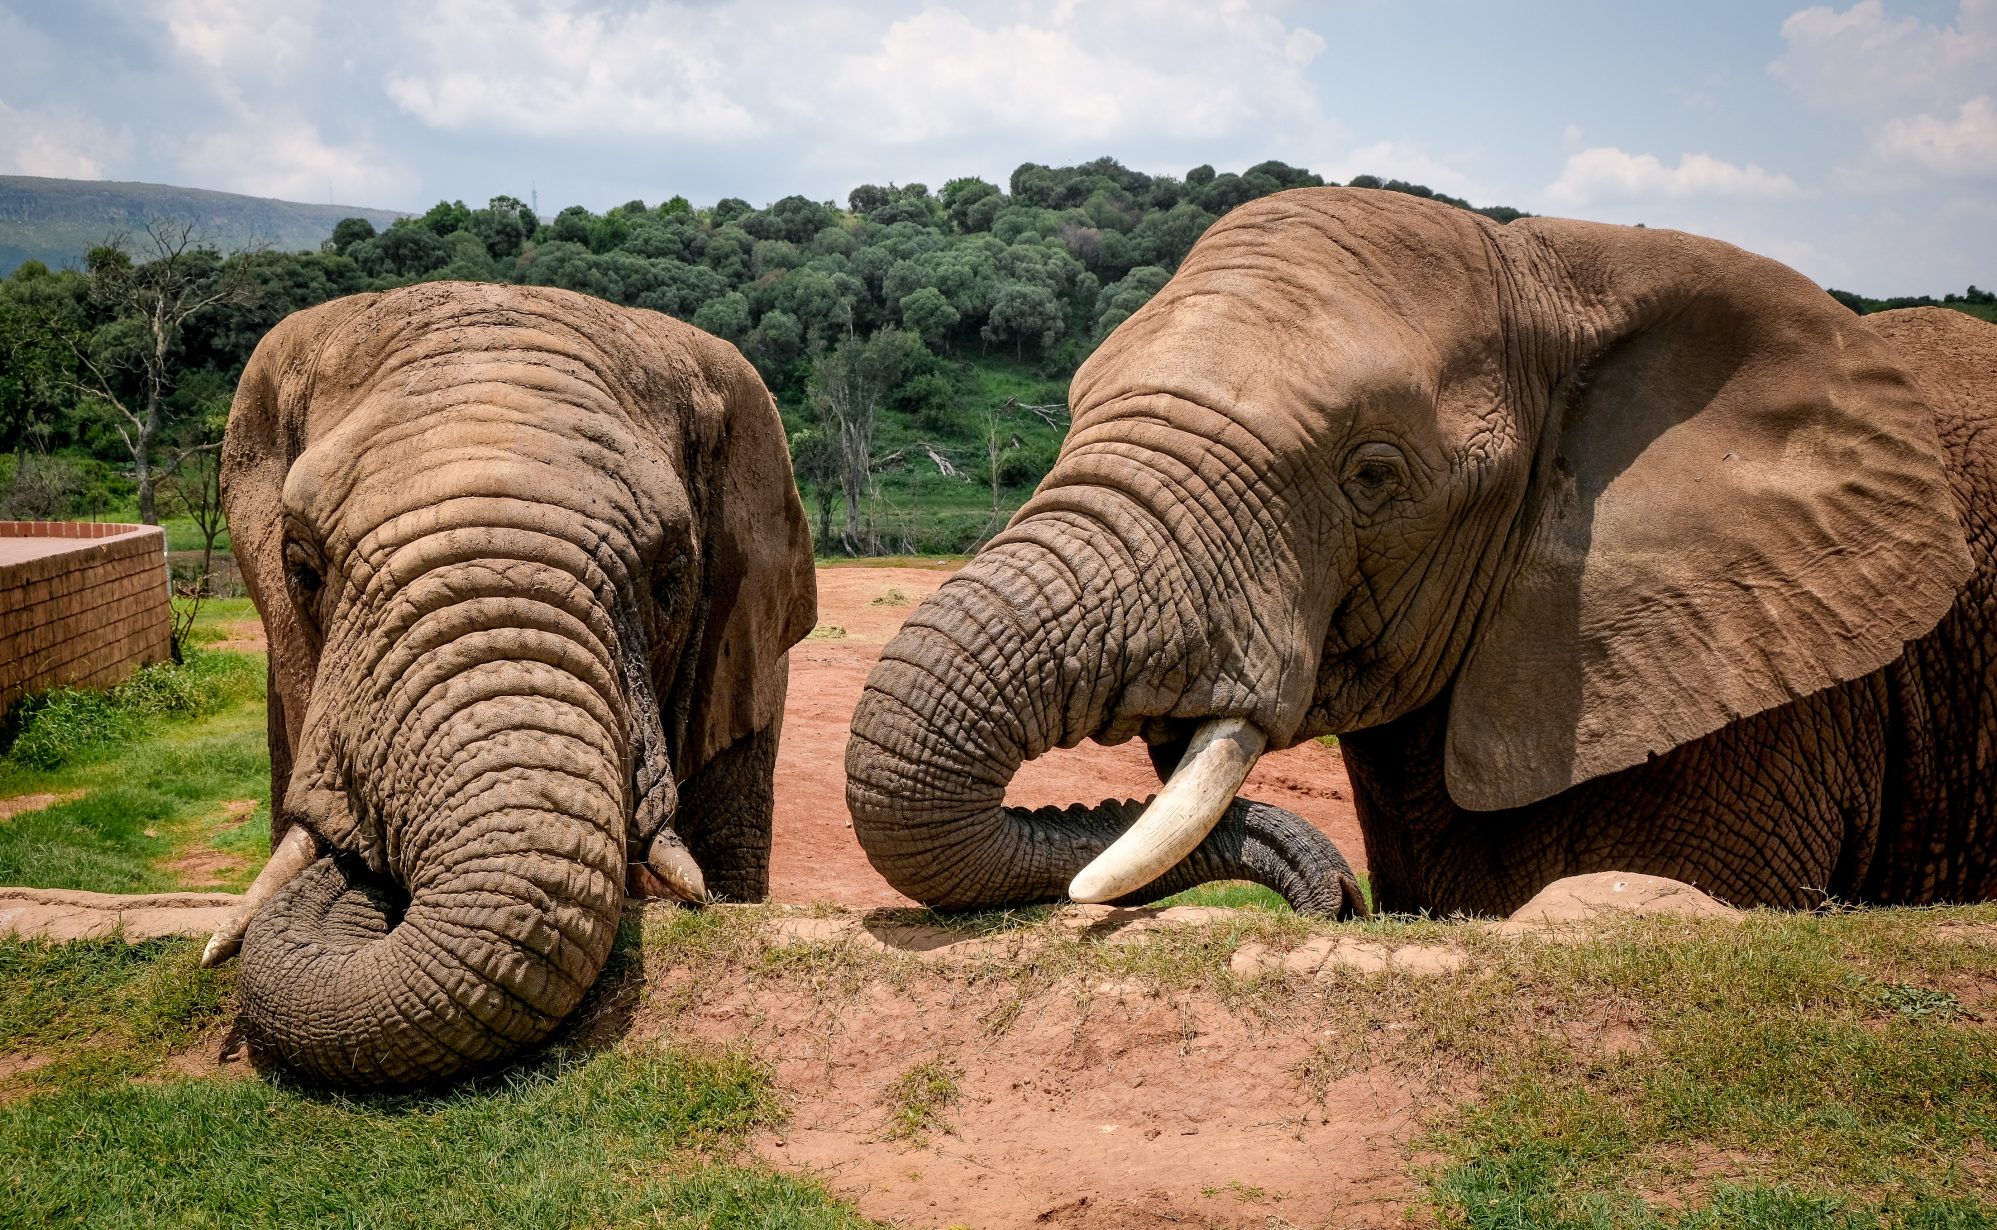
(1068, 716, 1269, 902)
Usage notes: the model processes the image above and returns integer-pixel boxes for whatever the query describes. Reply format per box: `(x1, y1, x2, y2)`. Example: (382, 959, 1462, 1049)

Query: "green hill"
(0, 176, 406, 273)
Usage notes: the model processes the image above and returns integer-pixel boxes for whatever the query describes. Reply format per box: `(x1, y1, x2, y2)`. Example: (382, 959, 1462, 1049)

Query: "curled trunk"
(846, 536, 1362, 917)
(231, 599, 631, 1078)
(235, 766, 623, 1086)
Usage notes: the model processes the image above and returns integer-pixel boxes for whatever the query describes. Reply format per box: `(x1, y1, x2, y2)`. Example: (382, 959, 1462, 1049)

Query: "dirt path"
(773, 566, 1365, 907)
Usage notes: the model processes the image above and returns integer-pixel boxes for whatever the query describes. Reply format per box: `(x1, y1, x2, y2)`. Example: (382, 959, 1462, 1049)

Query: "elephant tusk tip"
(645, 830, 709, 905)
(1067, 717, 1267, 904)
(1066, 864, 1121, 905)
(200, 931, 241, 967)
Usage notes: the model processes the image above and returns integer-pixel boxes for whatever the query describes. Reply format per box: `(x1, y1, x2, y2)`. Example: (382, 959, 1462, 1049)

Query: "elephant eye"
(284, 540, 325, 603)
(1341, 443, 1409, 517)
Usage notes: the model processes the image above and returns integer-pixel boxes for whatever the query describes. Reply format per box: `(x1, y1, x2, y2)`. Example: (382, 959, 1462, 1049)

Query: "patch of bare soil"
(159, 799, 260, 888)
(773, 567, 1367, 908)
(209, 619, 267, 653)
(149, 1025, 256, 1085)
(161, 848, 249, 888)
(637, 910, 1428, 1230)
(0, 790, 82, 824)
(0, 1052, 54, 1102)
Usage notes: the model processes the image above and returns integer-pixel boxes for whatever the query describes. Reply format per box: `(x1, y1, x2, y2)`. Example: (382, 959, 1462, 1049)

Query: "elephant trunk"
(846, 529, 1360, 916)
(236, 536, 635, 1087)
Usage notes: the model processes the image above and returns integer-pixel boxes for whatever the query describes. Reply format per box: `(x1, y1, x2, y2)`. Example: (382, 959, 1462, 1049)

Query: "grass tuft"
(880, 1058, 962, 1144)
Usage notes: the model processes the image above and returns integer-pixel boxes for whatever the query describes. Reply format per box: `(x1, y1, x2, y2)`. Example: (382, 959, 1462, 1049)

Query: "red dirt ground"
(648, 945, 1421, 1230)
(773, 565, 1366, 907)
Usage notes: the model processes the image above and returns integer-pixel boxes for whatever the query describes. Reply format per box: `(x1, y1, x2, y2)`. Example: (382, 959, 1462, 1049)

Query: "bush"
(1, 651, 262, 770)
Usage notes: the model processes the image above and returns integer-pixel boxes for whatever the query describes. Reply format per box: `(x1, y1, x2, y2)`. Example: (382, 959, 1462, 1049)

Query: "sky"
(0, 0, 1991, 295)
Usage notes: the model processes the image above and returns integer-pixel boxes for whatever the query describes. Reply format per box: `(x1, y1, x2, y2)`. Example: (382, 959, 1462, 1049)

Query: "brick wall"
(0, 522, 173, 712)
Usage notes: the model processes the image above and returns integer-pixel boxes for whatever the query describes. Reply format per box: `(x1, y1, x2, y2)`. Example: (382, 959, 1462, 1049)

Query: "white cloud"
(381, 0, 1329, 154)
(1770, 0, 1996, 110)
(1871, 95, 1997, 177)
(179, 119, 418, 204)
(817, 4, 1322, 146)
(0, 99, 125, 179)
(162, 0, 320, 73)
(1544, 147, 1804, 205)
(385, 0, 764, 141)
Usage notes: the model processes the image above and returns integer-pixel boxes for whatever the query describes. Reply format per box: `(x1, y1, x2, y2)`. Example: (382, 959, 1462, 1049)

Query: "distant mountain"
(0, 176, 406, 274)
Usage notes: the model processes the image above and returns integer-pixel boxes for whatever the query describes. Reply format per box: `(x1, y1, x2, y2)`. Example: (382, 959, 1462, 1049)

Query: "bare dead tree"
(162, 441, 225, 593)
(977, 396, 1068, 544)
(55, 219, 260, 524)
(808, 336, 885, 554)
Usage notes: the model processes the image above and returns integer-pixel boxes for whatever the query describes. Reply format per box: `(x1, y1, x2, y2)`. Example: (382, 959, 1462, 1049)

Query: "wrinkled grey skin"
(223, 283, 813, 1086)
(847, 189, 1995, 918)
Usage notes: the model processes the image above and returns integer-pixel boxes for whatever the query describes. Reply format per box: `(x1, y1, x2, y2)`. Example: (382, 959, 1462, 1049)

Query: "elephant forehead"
(1073, 291, 1435, 452)
(284, 390, 679, 538)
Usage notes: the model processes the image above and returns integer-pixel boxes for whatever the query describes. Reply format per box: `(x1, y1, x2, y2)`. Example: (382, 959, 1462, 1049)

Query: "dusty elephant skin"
(846, 187, 1997, 917)
(218, 282, 815, 1087)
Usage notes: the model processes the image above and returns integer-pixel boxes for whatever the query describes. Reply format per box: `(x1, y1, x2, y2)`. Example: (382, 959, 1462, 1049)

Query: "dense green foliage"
(4, 156, 1986, 552)
(0, 158, 1532, 548)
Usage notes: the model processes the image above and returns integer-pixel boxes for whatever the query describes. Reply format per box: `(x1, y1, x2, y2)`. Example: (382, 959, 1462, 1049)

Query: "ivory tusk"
(1068, 717, 1266, 904)
(645, 828, 708, 904)
(201, 824, 321, 967)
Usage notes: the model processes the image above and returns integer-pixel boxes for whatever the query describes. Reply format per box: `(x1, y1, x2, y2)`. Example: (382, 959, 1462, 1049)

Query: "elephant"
(208, 281, 815, 1086)
(845, 187, 1996, 918)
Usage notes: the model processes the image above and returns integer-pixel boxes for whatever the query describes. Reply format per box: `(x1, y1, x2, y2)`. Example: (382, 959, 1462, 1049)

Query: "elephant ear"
(1444, 220, 1972, 812)
(624, 316, 816, 776)
(220, 294, 380, 837)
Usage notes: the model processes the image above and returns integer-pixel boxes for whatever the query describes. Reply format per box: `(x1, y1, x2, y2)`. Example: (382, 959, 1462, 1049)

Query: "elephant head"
(213, 282, 814, 1086)
(846, 188, 1970, 912)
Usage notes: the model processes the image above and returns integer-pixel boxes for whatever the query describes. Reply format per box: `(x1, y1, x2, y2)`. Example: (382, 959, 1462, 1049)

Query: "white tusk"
(201, 823, 321, 967)
(645, 829, 708, 904)
(1068, 717, 1266, 904)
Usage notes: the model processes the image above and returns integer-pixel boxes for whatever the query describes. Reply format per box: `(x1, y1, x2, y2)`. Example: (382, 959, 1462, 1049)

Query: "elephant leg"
(674, 723, 779, 903)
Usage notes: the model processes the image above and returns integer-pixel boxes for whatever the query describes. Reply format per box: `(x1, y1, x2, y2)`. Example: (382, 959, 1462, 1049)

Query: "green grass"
(159, 517, 232, 554)
(815, 554, 968, 569)
(1158, 874, 1372, 913)
(179, 595, 259, 642)
(0, 934, 875, 1229)
(0, 936, 233, 1089)
(1158, 880, 1293, 911)
(1411, 910, 1997, 1227)
(879, 1058, 962, 1144)
(0, 647, 271, 893)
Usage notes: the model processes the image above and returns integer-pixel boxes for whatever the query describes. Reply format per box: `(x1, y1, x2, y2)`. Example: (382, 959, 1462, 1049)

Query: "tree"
(899, 286, 959, 348)
(976, 396, 1066, 541)
(469, 196, 536, 260)
(162, 438, 224, 592)
(54, 220, 258, 523)
(328, 217, 377, 253)
(807, 328, 929, 554)
(787, 426, 839, 547)
(981, 282, 1064, 357)
(941, 177, 1003, 232)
